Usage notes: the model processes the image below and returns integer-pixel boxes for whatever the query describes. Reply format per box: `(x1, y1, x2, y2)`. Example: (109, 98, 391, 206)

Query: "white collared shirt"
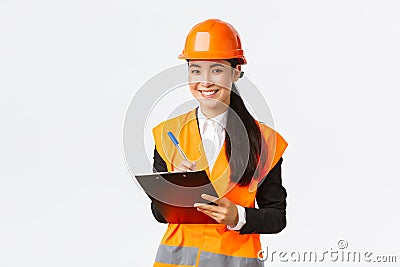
(197, 107, 246, 231)
(197, 108, 228, 171)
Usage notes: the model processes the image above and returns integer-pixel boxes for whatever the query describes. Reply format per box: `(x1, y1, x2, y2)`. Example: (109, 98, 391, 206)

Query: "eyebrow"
(189, 63, 201, 68)
(188, 63, 226, 68)
(210, 63, 225, 68)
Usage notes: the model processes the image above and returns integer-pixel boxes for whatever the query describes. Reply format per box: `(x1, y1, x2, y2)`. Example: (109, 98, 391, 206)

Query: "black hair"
(225, 58, 267, 186)
(186, 58, 267, 186)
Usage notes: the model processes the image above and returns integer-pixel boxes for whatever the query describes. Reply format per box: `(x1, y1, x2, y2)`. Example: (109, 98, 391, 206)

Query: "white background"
(1, 0, 399, 266)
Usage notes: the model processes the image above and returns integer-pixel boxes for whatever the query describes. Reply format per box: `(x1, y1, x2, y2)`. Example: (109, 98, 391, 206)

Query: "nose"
(200, 80, 213, 87)
(199, 73, 213, 87)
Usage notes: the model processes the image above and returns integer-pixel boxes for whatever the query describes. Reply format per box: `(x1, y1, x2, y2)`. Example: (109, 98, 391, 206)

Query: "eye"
(190, 69, 200, 75)
(212, 69, 223, 74)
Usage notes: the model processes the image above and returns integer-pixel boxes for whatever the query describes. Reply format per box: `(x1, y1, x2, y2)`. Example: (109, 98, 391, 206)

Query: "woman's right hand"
(175, 160, 196, 171)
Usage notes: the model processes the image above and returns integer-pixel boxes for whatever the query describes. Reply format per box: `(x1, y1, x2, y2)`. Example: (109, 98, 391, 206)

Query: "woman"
(151, 19, 288, 267)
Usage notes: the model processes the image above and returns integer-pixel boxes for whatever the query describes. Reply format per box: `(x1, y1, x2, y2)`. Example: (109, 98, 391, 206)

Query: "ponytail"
(225, 59, 267, 186)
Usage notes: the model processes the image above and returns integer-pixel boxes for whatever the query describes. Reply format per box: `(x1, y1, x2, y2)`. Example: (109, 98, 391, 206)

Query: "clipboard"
(135, 170, 219, 224)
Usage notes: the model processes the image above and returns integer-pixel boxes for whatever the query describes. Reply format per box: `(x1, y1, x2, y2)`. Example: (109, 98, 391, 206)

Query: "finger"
(193, 202, 207, 208)
(174, 165, 188, 172)
(197, 208, 222, 221)
(195, 203, 221, 213)
(201, 194, 220, 204)
(180, 160, 196, 171)
(180, 160, 191, 168)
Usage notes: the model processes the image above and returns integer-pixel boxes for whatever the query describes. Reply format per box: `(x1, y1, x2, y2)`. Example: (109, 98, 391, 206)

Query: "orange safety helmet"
(178, 19, 247, 65)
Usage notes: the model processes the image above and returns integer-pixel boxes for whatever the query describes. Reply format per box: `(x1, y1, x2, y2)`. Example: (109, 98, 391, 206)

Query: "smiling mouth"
(198, 89, 219, 97)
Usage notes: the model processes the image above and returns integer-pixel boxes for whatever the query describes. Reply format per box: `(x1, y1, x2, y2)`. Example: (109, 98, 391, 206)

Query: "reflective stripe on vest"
(198, 251, 264, 267)
(155, 244, 198, 266)
(155, 244, 264, 267)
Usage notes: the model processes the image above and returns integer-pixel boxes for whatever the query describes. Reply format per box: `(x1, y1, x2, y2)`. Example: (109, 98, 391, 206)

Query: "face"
(188, 59, 241, 116)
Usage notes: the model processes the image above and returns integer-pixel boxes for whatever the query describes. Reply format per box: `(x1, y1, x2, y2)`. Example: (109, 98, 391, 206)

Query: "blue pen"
(167, 132, 189, 161)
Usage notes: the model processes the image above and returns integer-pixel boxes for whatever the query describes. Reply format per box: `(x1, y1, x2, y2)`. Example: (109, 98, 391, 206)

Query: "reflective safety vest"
(152, 108, 288, 267)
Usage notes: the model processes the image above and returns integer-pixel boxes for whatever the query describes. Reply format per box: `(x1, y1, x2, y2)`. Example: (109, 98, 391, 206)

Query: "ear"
(232, 65, 241, 82)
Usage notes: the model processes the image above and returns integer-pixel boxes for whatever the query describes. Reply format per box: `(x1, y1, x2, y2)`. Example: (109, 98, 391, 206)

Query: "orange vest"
(152, 108, 288, 267)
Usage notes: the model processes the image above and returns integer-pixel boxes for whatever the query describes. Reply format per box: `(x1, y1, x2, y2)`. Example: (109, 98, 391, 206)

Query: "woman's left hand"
(194, 194, 238, 227)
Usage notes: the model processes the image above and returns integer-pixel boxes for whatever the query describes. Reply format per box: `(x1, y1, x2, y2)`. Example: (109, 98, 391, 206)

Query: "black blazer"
(151, 108, 287, 234)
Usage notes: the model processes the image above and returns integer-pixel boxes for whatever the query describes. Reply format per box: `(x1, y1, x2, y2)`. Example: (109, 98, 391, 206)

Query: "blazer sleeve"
(150, 147, 168, 223)
(239, 157, 287, 234)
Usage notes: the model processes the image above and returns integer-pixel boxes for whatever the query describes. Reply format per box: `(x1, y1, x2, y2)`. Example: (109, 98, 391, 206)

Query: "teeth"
(201, 90, 217, 96)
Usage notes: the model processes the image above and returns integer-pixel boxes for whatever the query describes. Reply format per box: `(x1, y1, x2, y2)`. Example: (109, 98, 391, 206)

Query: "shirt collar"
(197, 107, 228, 129)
